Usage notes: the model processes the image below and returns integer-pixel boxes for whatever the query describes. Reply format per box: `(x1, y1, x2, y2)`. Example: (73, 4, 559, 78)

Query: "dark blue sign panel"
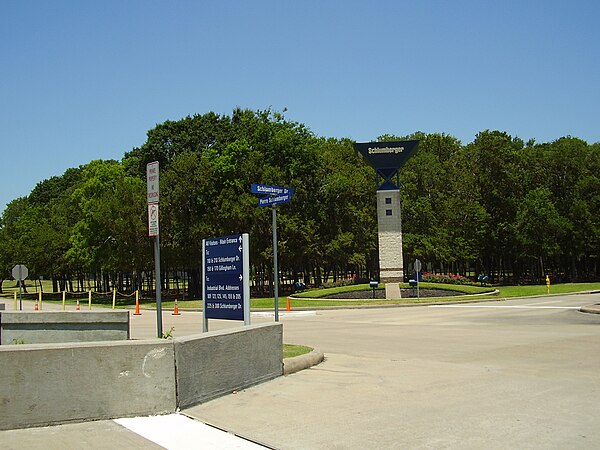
(258, 192, 293, 207)
(203, 234, 249, 322)
(353, 140, 419, 190)
(251, 184, 288, 195)
(251, 183, 295, 206)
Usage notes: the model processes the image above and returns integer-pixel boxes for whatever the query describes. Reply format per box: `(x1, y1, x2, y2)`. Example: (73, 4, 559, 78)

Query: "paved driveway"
(186, 294, 600, 449)
(2, 293, 599, 449)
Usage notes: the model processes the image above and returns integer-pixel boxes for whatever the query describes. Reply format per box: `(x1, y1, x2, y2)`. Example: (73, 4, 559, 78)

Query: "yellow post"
(62, 291, 66, 310)
(88, 290, 92, 310)
(546, 275, 551, 294)
(112, 289, 116, 309)
(14, 292, 17, 310)
(39, 291, 42, 310)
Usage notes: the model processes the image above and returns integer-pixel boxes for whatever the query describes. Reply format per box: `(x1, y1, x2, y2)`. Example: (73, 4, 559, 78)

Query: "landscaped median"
(284, 282, 497, 308)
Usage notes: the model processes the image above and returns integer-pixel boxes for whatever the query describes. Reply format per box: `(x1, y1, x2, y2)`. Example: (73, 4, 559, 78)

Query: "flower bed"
(421, 272, 473, 285)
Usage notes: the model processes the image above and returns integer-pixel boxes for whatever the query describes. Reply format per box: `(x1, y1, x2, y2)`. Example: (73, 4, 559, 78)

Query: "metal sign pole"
(272, 205, 279, 322)
(202, 239, 208, 332)
(147, 161, 162, 337)
(18, 265, 23, 311)
(414, 259, 422, 301)
(243, 233, 251, 326)
(154, 234, 163, 337)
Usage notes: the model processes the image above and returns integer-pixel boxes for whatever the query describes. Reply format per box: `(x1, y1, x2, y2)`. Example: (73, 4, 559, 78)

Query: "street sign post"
(146, 161, 162, 337)
(250, 184, 295, 321)
(12, 264, 28, 311)
(202, 234, 250, 332)
(414, 259, 422, 300)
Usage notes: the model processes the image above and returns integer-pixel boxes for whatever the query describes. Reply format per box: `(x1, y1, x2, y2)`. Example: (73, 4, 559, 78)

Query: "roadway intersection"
(2, 293, 599, 449)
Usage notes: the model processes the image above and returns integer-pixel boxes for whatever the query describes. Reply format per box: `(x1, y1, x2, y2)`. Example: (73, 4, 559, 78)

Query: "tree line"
(1, 108, 599, 296)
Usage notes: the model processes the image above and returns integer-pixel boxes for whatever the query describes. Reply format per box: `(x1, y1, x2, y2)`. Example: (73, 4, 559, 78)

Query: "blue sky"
(1, 1, 599, 213)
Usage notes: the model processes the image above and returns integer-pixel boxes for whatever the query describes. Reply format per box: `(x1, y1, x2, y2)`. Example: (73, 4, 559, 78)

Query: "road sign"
(12, 264, 28, 281)
(250, 184, 294, 321)
(251, 184, 292, 195)
(203, 234, 250, 328)
(146, 161, 159, 204)
(251, 184, 295, 207)
(414, 259, 422, 273)
(258, 192, 293, 207)
(148, 203, 159, 236)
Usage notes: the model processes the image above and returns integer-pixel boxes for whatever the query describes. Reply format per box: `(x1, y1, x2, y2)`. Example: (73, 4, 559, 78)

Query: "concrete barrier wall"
(0, 340, 176, 430)
(176, 323, 283, 408)
(0, 311, 130, 345)
(0, 323, 282, 430)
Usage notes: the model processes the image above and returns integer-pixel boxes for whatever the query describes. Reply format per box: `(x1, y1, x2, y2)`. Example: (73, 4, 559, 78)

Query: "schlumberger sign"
(353, 140, 419, 190)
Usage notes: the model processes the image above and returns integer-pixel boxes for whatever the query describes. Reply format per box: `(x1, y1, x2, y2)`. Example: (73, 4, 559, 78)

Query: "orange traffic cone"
(172, 299, 181, 316)
(286, 296, 291, 312)
(76, 299, 80, 311)
(133, 291, 141, 315)
(34, 301, 39, 311)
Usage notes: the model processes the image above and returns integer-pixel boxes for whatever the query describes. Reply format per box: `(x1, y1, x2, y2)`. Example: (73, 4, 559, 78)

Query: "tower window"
(386, 209, 393, 216)
(385, 197, 392, 204)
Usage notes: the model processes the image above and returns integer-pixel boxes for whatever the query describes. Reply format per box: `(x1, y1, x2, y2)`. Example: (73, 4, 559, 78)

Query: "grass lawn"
(283, 344, 313, 358)
(495, 282, 600, 298)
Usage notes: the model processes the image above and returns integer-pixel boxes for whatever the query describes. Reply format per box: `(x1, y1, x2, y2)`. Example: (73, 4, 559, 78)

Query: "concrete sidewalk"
(0, 414, 269, 449)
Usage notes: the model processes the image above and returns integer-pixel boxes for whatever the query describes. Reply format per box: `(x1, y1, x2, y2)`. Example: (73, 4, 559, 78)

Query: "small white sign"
(148, 203, 159, 236)
(146, 161, 159, 204)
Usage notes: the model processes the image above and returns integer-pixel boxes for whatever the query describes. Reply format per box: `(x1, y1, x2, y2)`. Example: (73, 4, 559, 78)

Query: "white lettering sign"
(146, 161, 159, 204)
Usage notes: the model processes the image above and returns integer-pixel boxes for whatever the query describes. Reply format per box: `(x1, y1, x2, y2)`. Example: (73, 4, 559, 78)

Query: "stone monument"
(354, 140, 419, 299)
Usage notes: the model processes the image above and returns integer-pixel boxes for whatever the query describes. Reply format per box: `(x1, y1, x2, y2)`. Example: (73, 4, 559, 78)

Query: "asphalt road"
(2, 293, 600, 449)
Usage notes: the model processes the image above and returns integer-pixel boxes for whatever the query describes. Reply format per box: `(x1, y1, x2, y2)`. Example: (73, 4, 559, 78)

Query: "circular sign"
(12, 264, 29, 281)
(414, 259, 422, 273)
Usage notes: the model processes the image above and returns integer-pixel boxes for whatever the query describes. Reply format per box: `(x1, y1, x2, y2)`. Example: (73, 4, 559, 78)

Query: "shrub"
(421, 272, 472, 285)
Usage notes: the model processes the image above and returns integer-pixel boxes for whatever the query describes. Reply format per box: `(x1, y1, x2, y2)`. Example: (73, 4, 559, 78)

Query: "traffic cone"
(34, 300, 39, 311)
(172, 298, 181, 316)
(286, 296, 291, 312)
(76, 299, 80, 311)
(133, 291, 141, 315)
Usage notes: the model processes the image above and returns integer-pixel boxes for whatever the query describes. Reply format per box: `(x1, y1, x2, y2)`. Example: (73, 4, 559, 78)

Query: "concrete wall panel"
(0, 323, 283, 430)
(0, 340, 176, 430)
(175, 323, 283, 408)
(0, 311, 130, 345)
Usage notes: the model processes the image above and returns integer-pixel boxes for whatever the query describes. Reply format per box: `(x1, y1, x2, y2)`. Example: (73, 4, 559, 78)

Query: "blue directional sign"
(251, 184, 288, 195)
(202, 234, 250, 327)
(251, 184, 295, 207)
(258, 192, 293, 207)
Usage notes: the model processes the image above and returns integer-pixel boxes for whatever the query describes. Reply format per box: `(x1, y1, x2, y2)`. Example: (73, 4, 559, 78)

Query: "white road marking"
(114, 413, 266, 449)
(252, 311, 317, 317)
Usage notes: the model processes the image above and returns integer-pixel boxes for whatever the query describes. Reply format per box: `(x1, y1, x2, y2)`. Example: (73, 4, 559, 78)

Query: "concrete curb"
(580, 304, 600, 314)
(283, 348, 325, 375)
